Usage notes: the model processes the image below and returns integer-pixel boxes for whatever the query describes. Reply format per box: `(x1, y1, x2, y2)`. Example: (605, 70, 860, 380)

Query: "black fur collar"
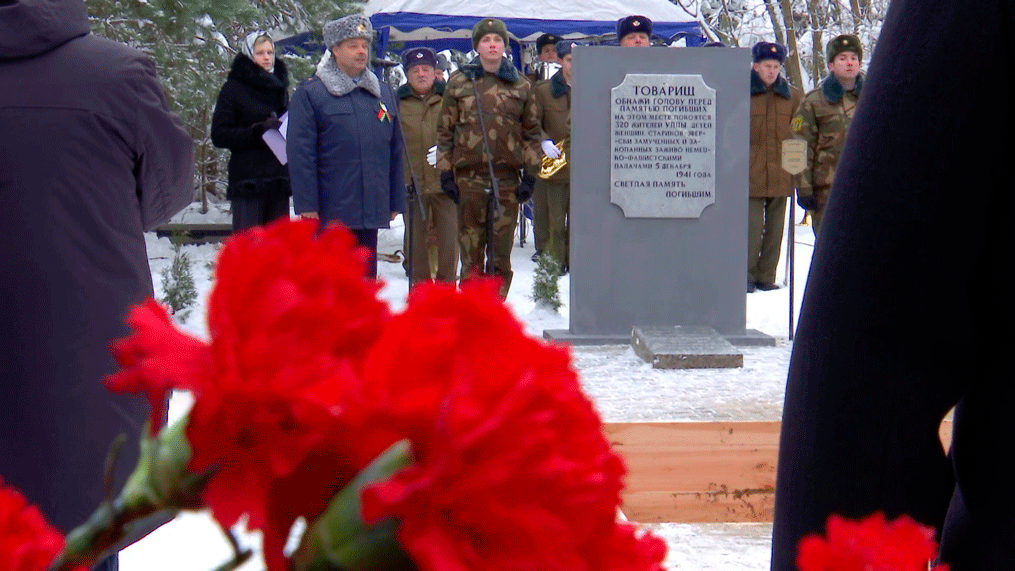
(750, 69, 792, 99)
(397, 79, 446, 99)
(821, 72, 863, 104)
(461, 57, 519, 83)
(229, 53, 289, 92)
(550, 69, 569, 98)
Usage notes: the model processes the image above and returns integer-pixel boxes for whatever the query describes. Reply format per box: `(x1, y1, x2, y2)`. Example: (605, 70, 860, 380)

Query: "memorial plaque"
(610, 74, 717, 218)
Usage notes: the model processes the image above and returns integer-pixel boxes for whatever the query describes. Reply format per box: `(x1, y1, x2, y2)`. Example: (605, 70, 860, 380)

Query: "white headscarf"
(240, 31, 274, 73)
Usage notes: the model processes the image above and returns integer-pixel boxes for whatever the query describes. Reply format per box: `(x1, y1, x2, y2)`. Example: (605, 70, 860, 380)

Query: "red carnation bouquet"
(0, 479, 86, 571)
(797, 513, 949, 571)
(28, 219, 667, 571)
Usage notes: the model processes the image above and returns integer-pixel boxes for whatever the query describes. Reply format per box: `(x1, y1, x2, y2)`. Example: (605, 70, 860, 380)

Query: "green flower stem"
(291, 439, 417, 571)
(50, 416, 213, 571)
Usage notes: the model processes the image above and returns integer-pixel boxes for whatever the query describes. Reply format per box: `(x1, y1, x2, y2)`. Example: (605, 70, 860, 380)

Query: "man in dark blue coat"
(287, 14, 404, 278)
(771, 0, 1015, 569)
(0, 0, 193, 568)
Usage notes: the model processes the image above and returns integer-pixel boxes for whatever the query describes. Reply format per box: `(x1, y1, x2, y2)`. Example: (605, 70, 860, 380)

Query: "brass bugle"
(539, 140, 567, 179)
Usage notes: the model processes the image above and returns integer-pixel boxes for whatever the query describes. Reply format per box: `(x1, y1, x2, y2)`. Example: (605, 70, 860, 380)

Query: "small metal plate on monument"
(781, 139, 806, 175)
(611, 74, 717, 218)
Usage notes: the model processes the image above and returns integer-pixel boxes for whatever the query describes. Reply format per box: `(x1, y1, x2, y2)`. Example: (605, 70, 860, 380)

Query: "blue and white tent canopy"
(364, 0, 704, 65)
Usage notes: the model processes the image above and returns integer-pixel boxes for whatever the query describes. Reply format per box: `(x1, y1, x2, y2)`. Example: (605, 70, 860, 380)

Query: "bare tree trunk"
(807, 0, 825, 86)
(778, 0, 804, 90)
(199, 105, 209, 214)
(763, 0, 786, 46)
(849, 0, 863, 32)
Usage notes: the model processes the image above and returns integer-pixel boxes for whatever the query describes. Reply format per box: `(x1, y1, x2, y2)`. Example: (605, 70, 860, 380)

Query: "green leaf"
(291, 440, 417, 571)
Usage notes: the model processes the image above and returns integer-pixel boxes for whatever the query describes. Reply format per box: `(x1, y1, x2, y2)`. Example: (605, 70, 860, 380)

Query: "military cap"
(536, 33, 560, 53)
(826, 34, 862, 62)
(402, 46, 438, 71)
(472, 18, 509, 49)
(556, 39, 575, 59)
(323, 14, 372, 48)
(617, 15, 652, 42)
(752, 41, 787, 64)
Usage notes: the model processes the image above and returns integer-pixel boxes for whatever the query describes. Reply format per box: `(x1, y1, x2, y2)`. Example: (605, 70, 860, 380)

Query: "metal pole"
(788, 197, 795, 341)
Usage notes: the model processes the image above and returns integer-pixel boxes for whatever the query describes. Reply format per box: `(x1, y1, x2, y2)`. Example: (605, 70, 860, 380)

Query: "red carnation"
(797, 513, 949, 571)
(360, 280, 667, 571)
(0, 479, 86, 571)
(106, 298, 211, 434)
(106, 219, 394, 571)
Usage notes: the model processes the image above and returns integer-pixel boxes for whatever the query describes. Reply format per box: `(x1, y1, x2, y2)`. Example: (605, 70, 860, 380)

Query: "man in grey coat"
(0, 0, 193, 568)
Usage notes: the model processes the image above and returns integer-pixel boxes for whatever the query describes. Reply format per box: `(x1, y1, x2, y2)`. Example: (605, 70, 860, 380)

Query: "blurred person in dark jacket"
(286, 14, 404, 278)
(212, 32, 291, 232)
(771, 0, 1014, 569)
(0, 0, 194, 569)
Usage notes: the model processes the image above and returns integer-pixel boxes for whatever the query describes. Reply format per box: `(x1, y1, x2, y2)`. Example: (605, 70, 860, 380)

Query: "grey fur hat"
(323, 14, 373, 48)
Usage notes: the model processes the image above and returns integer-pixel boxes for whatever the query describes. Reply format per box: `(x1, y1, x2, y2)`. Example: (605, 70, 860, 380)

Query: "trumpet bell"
(539, 141, 567, 179)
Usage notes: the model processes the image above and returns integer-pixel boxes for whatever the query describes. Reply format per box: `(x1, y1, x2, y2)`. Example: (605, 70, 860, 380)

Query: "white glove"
(426, 145, 438, 166)
(541, 140, 561, 159)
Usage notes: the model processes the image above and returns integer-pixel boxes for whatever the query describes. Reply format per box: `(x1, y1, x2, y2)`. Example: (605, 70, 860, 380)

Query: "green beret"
(472, 18, 509, 49)
(826, 34, 862, 62)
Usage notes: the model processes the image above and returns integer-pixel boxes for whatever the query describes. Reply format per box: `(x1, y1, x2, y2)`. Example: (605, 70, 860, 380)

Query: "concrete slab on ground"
(632, 326, 744, 369)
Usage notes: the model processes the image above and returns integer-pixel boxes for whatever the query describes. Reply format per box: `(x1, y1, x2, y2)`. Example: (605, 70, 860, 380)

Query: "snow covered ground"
(121, 204, 814, 570)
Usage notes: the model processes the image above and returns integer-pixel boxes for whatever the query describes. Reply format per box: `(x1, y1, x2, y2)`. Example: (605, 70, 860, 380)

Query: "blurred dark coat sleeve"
(770, 0, 1015, 569)
(133, 55, 195, 230)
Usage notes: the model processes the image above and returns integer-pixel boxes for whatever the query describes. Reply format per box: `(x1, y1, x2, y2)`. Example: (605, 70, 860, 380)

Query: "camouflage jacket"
(792, 73, 864, 197)
(436, 57, 541, 178)
(398, 80, 444, 195)
(532, 69, 571, 183)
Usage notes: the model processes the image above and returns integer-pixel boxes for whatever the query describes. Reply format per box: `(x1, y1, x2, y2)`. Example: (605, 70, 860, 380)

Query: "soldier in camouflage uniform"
(437, 18, 541, 296)
(792, 34, 864, 236)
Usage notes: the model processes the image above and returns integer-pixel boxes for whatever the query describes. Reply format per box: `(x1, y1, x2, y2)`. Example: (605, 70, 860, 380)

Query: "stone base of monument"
(631, 325, 743, 369)
(724, 328, 776, 347)
(544, 327, 774, 348)
(543, 330, 633, 345)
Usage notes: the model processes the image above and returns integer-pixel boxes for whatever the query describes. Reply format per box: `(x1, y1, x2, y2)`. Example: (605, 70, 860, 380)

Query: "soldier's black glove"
(516, 172, 536, 203)
(251, 113, 282, 134)
(797, 193, 817, 211)
(440, 171, 459, 203)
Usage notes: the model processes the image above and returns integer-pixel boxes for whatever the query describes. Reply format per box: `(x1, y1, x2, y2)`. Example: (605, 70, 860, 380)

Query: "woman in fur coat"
(212, 33, 291, 231)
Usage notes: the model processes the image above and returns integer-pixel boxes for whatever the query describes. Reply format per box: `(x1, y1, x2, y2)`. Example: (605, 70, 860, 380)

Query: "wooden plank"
(604, 420, 954, 523)
(604, 422, 778, 523)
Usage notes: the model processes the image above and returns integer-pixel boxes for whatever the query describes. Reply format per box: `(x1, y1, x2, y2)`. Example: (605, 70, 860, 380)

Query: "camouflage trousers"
(456, 173, 519, 297)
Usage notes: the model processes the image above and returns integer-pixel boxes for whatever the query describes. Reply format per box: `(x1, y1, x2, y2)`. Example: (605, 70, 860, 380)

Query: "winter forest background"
(83, 0, 887, 208)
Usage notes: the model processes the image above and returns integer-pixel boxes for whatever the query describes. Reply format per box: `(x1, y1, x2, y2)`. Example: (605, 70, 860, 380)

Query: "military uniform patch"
(791, 116, 803, 132)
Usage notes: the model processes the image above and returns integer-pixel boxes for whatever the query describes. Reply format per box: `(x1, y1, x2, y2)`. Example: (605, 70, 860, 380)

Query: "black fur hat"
(402, 47, 438, 71)
(752, 41, 787, 64)
(536, 33, 560, 53)
(616, 15, 652, 42)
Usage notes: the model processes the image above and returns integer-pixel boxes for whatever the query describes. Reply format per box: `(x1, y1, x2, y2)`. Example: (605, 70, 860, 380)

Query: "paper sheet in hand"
(261, 111, 288, 165)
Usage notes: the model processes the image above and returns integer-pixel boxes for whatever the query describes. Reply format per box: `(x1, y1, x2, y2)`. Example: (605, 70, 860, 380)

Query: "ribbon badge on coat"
(377, 102, 391, 123)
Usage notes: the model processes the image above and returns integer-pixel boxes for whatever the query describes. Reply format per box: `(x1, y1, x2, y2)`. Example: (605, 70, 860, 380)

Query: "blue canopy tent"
(363, 0, 704, 70)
